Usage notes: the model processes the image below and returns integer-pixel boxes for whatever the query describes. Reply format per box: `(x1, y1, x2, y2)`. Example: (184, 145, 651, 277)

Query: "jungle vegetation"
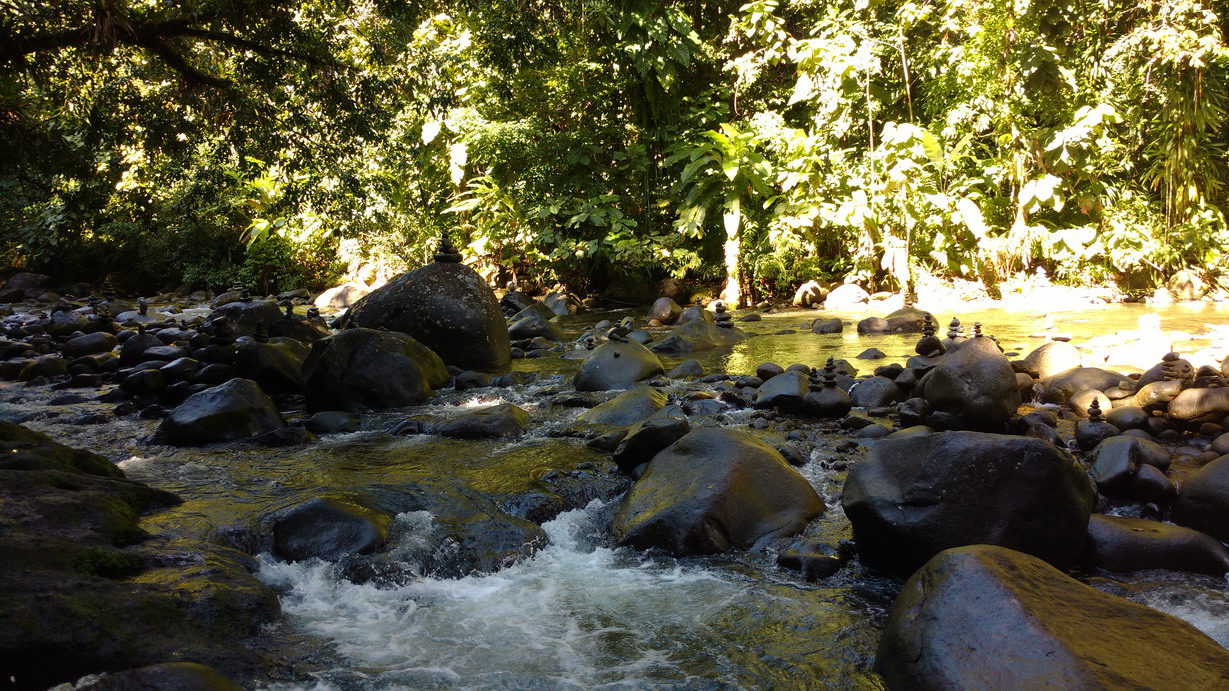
(2, 0, 1227, 305)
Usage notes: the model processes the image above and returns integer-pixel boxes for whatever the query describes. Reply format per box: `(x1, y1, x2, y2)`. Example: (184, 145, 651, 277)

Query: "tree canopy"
(2, 0, 1227, 303)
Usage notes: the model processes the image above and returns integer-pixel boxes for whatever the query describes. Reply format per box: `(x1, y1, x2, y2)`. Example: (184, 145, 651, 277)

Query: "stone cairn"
(434, 232, 463, 263)
(714, 301, 733, 329)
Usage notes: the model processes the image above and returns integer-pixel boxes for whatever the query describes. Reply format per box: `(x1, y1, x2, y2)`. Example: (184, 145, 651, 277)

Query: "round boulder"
(301, 328, 447, 412)
(272, 497, 391, 562)
(153, 378, 285, 446)
(1173, 455, 1229, 541)
(345, 261, 511, 373)
(573, 340, 664, 391)
(611, 428, 824, 555)
(915, 336, 1020, 430)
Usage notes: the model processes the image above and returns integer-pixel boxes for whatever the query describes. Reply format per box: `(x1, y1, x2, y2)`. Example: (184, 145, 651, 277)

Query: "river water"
(4, 299, 1229, 688)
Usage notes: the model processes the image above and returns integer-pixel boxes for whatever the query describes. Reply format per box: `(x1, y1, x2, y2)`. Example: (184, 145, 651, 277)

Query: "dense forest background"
(2, 0, 1227, 305)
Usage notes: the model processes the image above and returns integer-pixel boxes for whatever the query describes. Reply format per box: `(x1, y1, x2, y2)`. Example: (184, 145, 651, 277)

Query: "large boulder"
(345, 261, 511, 373)
(1040, 366, 1129, 405)
(153, 378, 285, 446)
(206, 299, 283, 339)
(842, 431, 1095, 575)
(875, 545, 1229, 690)
(647, 297, 683, 325)
(577, 386, 668, 426)
(1173, 455, 1229, 541)
(1080, 514, 1229, 576)
(649, 319, 746, 354)
(1167, 386, 1229, 424)
(233, 338, 308, 395)
(300, 328, 447, 412)
(914, 336, 1020, 430)
(611, 428, 824, 555)
(573, 340, 664, 391)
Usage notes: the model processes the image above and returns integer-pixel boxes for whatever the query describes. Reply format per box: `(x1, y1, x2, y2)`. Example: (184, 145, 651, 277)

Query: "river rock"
(1167, 386, 1229, 424)
(434, 403, 529, 439)
(676, 303, 714, 325)
(153, 378, 285, 445)
(345, 261, 511, 373)
(18, 355, 68, 381)
(666, 359, 703, 379)
(792, 280, 826, 308)
(578, 386, 668, 426)
(881, 305, 934, 333)
(314, 282, 372, 310)
(1020, 340, 1082, 379)
(842, 431, 1095, 575)
(1081, 514, 1229, 576)
(875, 545, 1229, 690)
(1167, 268, 1209, 301)
(1039, 366, 1129, 405)
(301, 328, 447, 412)
(611, 412, 691, 476)
(611, 428, 825, 555)
(849, 376, 905, 408)
(306, 410, 360, 434)
(811, 318, 843, 334)
(649, 318, 745, 353)
(1133, 378, 1185, 411)
(508, 314, 564, 341)
(78, 662, 241, 690)
(753, 369, 809, 412)
(206, 299, 283, 340)
(234, 338, 308, 395)
(510, 301, 557, 324)
(62, 331, 117, 358)
(648, 297, 682, 325)
(543, 292, 577, 317)
(573, 340, 664, 391)
(1104, 405, 1149, 431)
(1172, 455, 1229, 541)
(914, 336, 1020, 430)
(119, 331, 163, 365)
(271, 497, 391, 562)
(48, 309, 90, 337)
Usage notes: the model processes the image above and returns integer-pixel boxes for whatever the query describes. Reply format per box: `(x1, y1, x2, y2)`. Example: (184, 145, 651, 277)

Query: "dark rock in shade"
(753, 370, 809, 412)
(755, 362, 785, 381)
(777, 541, 848, 581)
(18, 355, 68, 381)
(500, 289, 534, 314)
(206, 299, 284, 339)
(578, 386, 668, 426)
(875, 545, 1229, 690)
(252, 426, 314, 447)
(810, 317, 843, 334)
(82, 662, 242, 690)
(573, 340, 664, 391)
(1132, 463, 1177, 506)
(272, 497, 391, 562)
(48, 309, 90, 337)
(508, 314, 564, 341)
(1081, 514, 1229, 576)
(849, 376, 905, 408)
(1040, 366, 1129, 405)
(153, 378, 285, 446)
(301, 327, 447, 412)
(914, 336, 1020, 430)
(1075, 417, 1119, 451)
(345, 261, 512, 373)
(233, 338, 308, 395)
(510, 301, 557, 324)
(306, 410, 360, 434)
(648, 296, 683, 325)
(649, 318, 745, 353)
(455, 371, 493, 390)
(1104, 405, 1149, 431)
(62, 331, 117, 358)
(1173, 455, 1229, 541)
(611, 428, 825, 555)
(611, 413, 691, 475)
(120, 368, 165, 395)
(842, 431, 1095, 576)
(1086, 435, 1150, 497)
(666, 359, 704, 379)
(1021, 340, 1083, 379)
(433, 403, 529, 439)
(1168, 386, 1229, 423)
(268, 317, 329, 344)
(0, 422, 279, 689)
(855, 347, 886, 359)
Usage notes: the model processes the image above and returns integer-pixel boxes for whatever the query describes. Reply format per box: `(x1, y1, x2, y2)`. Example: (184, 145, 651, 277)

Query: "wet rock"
(573, 340, 664, 391)
(611, 428, 825, 555)
(875, 545, 1229, 690)
(508, 314, 564, 341)
(1040, 367, 1129, 405)
(306, 410, 360, 434)
(915, 336, 1020, 431)
(1081, 514, 1229, 576)
(345, 261, 512, 373)
(810, 318, 843, 334)
(611, 413, 691, 476)
(1104, 405, 1148, 431)
(855, 347, 886, 359)
(1167, 268, 1209, 301)
(500, 289, 534, 314)
(676, 303, 714, 325)
(777, 541, 848, 581)
(882, 306, 935, 333)
(648, 297, 683, 325)
(578, 386, 668, 426)
(1134, 378, 1186, 411)
(272, 497, 391, 562)
(62, 331, 117, 358)
(78, 662, 242, 690)
(234, 338, 307, 395)
(1132, 463, 1176, 505)
(753, 370, 808, 412)
(18, 355, 68, 381)
(1020, 340, 1083, 379)
(649, 318, 745, 353)
(666, 359, 703, 379)
(301, 328, 447, 412)
(842, 431, 1095, 576)
(434, 403, 529, 439)
(1172, 455, 1229, 541)
(153, 378, 285, 446)
(849, 376, 905, 408)
(251, 426, 314, 447)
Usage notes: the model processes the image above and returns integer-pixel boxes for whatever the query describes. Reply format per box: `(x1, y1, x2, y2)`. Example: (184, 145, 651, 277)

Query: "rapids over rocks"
(3, 286, 1229, 689)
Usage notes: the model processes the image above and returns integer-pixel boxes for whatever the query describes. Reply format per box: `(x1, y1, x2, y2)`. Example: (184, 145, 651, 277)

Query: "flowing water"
(4, 298, 1229, 689)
